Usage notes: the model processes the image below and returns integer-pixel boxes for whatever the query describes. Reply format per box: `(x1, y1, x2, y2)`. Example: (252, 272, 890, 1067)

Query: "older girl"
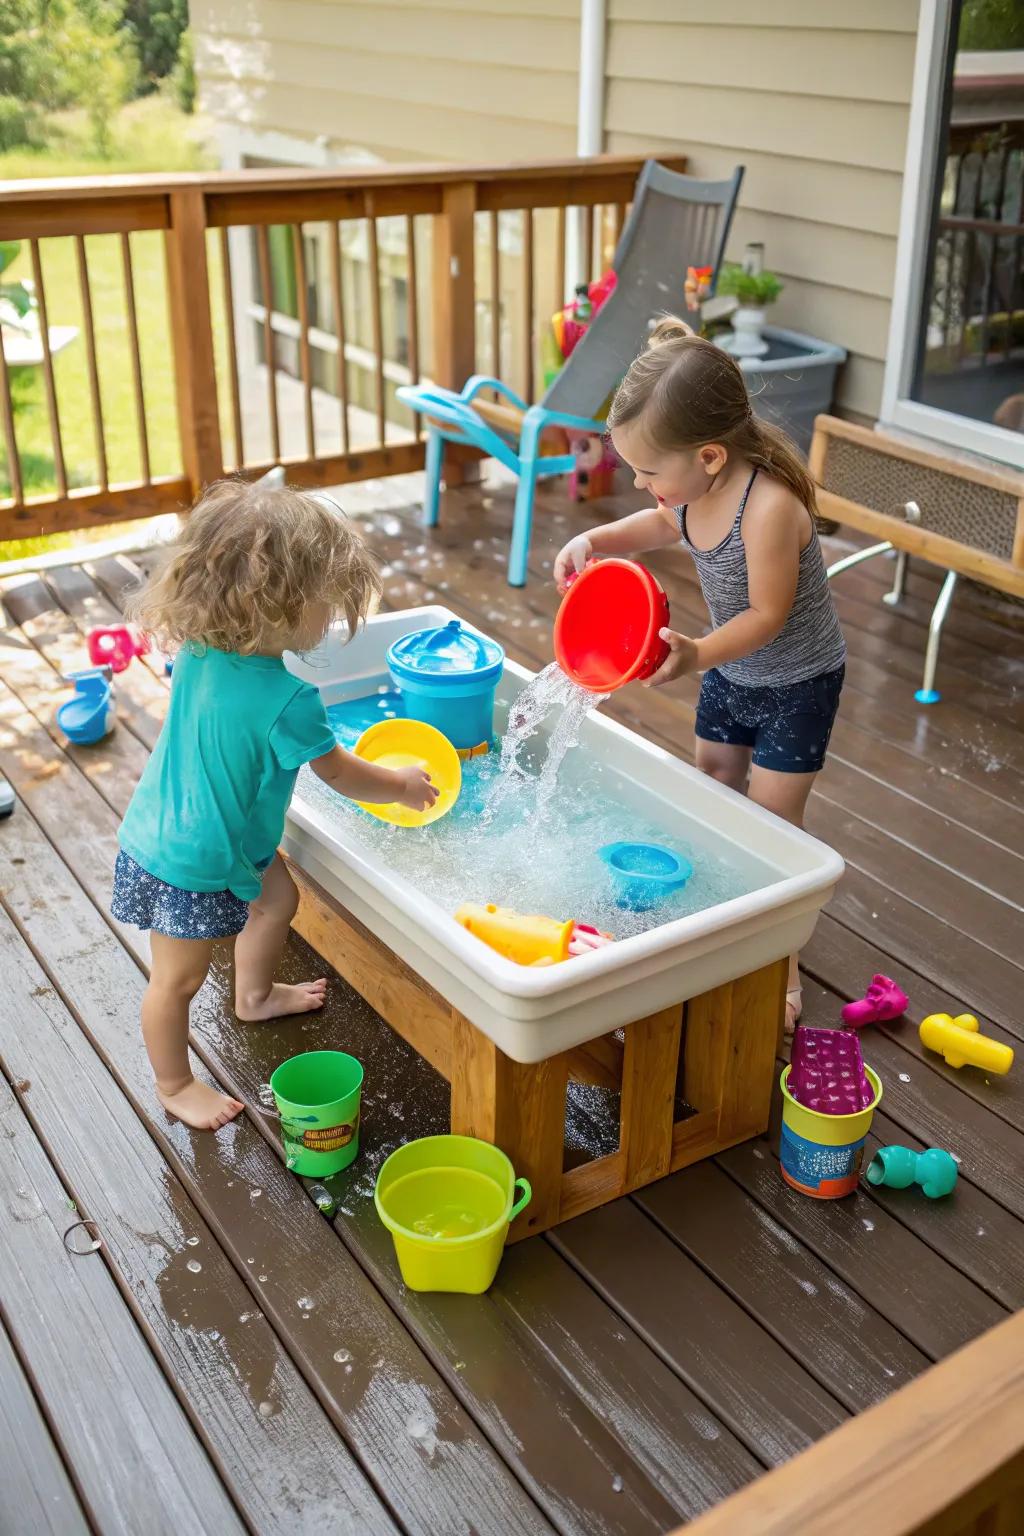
(555, 319, 845, 1032)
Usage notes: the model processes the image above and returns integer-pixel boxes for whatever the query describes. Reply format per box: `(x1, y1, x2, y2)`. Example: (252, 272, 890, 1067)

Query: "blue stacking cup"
(387, 620, 504, 754)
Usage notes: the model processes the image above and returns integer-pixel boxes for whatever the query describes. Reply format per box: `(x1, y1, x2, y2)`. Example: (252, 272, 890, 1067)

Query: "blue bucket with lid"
(386, 620, 504, 753)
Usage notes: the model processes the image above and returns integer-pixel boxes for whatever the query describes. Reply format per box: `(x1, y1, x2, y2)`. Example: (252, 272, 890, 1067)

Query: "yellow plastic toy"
(353, 718, 461, 828)
(919, 1013, 1013, 1075)
(455, 903, 574, 966)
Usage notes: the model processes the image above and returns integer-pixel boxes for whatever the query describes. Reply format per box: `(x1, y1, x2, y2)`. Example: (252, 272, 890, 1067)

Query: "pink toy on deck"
(87, 624, 149, 674)
(569, 434, 620, 502)
(841, 974, 909, 1029)
(788, 1025, 874, 1114)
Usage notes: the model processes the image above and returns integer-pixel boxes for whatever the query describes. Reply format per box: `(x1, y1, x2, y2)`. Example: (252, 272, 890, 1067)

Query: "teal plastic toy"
(57, 666, 115, 745)
(865, 1145, 958, 1199)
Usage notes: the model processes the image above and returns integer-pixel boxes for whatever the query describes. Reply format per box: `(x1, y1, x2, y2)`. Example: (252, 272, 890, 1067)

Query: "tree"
(122, 0, 187, 88)
(0, 1, 136, 157)
(959, 0, 1024, 51)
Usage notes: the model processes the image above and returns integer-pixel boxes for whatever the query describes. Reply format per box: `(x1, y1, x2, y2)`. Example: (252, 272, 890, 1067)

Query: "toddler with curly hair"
(112, 479, 436, 1130)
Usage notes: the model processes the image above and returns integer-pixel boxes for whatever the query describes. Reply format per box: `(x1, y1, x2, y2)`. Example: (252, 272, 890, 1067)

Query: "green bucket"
(270, 1050, 363, 1177)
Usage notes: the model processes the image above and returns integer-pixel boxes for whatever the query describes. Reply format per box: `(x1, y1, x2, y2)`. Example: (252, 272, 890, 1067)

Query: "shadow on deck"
(1, 467, 1022, 1535)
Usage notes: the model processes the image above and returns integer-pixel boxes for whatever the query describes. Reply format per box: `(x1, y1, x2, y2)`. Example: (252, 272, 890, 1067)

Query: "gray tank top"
(677, 470, 846, 687)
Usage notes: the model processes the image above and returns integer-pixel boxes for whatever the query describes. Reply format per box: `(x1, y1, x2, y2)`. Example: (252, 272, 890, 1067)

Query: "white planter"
(721, 305, 770, 359)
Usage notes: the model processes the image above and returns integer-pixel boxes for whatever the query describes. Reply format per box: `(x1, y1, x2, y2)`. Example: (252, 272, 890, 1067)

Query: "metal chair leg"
(882, 549, 908, 607)
(826, 541, 894, 580)
(914, 569, 957, 705)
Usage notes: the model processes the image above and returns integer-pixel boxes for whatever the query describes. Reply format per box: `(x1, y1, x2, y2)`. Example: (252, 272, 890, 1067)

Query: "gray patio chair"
(398, 160, 745, 584)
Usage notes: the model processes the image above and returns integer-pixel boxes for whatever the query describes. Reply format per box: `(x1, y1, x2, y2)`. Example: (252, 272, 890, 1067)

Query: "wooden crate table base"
(288, 860, 788, 1241)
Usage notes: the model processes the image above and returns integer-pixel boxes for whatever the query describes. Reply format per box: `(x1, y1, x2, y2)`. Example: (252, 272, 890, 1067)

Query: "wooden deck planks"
(0, 775, 557, 1536)
(1, 465, 1023, 1533)
(0, 1319, 90, 1536)
(699, 1147, 1008, 1362)
(0, 899, 399, 1535)
(0, 1076, 246, 1536)
(195, 940, 751, 1533)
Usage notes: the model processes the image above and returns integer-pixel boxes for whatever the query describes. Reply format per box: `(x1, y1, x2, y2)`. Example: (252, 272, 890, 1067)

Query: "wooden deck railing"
(0, 154, 685, 542)
(678, 1305, 1024, 1536)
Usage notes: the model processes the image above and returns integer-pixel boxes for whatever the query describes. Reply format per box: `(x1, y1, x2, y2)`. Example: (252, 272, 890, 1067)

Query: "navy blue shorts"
(111, 850, 274, 941)
(695, 664, 844, 774)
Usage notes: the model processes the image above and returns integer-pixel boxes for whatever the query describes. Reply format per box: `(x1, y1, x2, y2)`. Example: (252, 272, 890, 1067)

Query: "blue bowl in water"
(599, 842, 693, 911)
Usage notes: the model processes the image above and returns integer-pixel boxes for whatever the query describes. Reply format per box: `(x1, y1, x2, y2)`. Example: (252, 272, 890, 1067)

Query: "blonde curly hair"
(127, 478, 381, 654)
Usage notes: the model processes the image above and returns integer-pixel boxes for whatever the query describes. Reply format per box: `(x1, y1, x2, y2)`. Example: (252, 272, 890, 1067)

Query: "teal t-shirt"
(119, 646, 336, 900)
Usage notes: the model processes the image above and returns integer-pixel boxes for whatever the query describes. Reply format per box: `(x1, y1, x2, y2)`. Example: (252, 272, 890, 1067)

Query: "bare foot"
(158, 1078, 245, 1131)
(785, 987, 803, 1042)
(236, 979, 328, 1022)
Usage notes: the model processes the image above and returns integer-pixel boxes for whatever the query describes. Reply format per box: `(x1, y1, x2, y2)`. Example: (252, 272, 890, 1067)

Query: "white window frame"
(880, 0, 1024, 470)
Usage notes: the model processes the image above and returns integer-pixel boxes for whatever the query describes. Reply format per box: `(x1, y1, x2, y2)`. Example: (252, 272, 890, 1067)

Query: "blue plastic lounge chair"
(398, 160, 744, 586)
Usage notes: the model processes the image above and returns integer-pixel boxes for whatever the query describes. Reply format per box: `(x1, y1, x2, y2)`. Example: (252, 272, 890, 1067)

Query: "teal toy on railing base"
(57, 666, 115, 745)
(866, 1145, 958, 1199)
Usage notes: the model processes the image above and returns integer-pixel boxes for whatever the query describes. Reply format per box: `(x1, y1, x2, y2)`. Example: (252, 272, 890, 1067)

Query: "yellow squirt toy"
(918, 1013, 1013, 1075)
(454, 903, 615, 967)
(455, 904, 574, 967)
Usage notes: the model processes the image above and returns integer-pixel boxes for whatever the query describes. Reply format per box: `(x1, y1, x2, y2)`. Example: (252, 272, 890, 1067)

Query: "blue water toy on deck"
(387, 620, 504, 757)
(57, 666, 115, 745)
(599, 842, 693, 912)
(865, 1145, 958, 1199)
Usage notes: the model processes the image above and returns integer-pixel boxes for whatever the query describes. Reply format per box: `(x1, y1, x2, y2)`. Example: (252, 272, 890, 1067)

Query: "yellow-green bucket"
(374, 1134, 532, 1293)
(779, 1065, 882, 1199)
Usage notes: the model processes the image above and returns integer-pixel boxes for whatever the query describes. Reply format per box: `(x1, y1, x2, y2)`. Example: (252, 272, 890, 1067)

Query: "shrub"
(717, 262, 784, 308)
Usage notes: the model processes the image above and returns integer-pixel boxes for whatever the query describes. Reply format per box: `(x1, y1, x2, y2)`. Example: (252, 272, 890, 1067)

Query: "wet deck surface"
(1, 468, 1022, 1535)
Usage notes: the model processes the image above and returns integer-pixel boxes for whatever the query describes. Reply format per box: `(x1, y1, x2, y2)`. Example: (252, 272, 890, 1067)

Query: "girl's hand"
(554, 534, 593, 592)
(393, 765, 439, 811)
(643, 628, 701, 688)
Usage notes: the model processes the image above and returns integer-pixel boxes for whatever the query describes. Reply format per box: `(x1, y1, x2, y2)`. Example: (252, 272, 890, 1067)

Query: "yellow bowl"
(353, 718, 461, 827)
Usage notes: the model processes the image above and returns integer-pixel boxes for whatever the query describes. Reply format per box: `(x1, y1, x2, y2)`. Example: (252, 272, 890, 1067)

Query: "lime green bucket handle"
(510, 1177, 532, 1221)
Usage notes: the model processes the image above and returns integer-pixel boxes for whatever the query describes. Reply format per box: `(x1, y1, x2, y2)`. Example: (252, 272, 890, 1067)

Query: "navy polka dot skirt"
(111, 850, 258, 940)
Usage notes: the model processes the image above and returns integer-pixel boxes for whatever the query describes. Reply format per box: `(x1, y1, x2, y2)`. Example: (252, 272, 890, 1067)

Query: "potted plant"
(716, 261, 783, 359)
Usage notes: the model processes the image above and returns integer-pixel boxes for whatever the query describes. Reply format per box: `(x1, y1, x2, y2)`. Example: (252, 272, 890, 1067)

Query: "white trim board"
(880, 1, 1024, 471)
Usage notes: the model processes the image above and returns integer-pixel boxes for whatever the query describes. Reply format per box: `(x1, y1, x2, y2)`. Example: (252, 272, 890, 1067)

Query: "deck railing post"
(165, 187, 224, 497)
(431, 179, 478, 487)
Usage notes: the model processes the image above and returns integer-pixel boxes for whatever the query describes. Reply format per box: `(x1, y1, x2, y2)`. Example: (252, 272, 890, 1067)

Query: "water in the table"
(298, 666, 773, 938)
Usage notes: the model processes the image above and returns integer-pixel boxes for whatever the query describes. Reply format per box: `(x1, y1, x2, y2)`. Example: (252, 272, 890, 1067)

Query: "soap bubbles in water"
(295, 664, 768, 940)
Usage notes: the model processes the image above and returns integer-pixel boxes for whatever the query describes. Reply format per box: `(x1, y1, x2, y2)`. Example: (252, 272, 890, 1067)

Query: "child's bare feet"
(158, 1078, 245, 1130)
(236, 979, 327, 1022)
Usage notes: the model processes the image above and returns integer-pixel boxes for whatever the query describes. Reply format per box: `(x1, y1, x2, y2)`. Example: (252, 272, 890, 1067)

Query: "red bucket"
(553, 559, 671, 692)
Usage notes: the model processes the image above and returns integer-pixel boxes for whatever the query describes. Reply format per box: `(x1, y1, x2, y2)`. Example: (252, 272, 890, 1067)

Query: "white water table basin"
(282, 607, 844, 1239)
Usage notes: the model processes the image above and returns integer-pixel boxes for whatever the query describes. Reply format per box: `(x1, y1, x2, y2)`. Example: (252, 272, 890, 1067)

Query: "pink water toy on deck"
(788, 1026, 875, 1114)
(87, 624, 149, 674)
(840, 974, 909, 1029)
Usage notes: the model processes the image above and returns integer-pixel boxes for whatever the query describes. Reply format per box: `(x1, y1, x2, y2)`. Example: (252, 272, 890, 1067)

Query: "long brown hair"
(607, 316, 818, 515)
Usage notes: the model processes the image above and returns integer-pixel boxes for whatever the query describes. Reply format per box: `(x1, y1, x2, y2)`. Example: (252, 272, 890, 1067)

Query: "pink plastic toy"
(788, 1026, 874, 1114)
(87, 625, 149, 675)
(568, 922, 615, 956)
(840, 974, 909, 1029)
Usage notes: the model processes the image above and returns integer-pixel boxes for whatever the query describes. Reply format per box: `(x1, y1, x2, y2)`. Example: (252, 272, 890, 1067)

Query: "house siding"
(603, 2, 920, 418)
(193, 0, 921, 422)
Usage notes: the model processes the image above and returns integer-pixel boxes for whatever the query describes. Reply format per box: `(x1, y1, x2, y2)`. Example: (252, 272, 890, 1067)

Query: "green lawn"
(1, 98, 229, 562)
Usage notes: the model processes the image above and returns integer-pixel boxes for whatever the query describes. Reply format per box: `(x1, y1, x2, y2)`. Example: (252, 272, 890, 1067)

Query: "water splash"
(297, 672, 774, 941)
(482, 663, 607, 825)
